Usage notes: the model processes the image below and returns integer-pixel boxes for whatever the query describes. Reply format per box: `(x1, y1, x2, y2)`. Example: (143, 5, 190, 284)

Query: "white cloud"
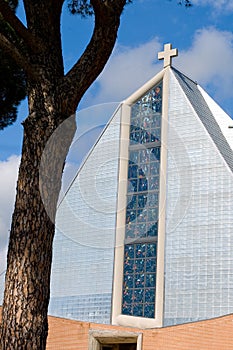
(1, 27, 233, 271)
(0, 155, 20, 274)
(192, 0, 233, 11)
(83, 28, 233, 117)
(176, 27, 233, 103)
(85, 38, 162, 105)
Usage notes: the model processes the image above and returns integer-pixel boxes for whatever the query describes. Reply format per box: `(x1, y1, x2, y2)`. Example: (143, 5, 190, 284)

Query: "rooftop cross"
(158, 43, 178, 68)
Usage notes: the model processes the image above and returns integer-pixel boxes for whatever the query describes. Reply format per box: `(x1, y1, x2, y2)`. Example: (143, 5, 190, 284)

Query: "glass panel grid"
(130, 85, 162, 146)
(163, 72, 233, 326)
(122, 81, 163, 319)
(122, 243, 157, 318)
(49, 109, 122, 324)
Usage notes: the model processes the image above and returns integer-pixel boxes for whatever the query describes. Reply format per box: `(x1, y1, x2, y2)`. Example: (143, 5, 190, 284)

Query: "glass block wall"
(49, 107, 122, 324)
(122, 82, 162, 318)
(163, 71, 233, 326)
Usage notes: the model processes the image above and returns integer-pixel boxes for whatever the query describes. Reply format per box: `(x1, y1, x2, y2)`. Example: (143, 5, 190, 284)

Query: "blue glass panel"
(127, 195, 137, 210)
(131, 104, 138, 116)
(137, 223, 147, 238)
(135, 274, 145, 288)
(137, 211, 147, 223)
(140, 130, 150, 143)
(123, 288, 133, 303)
(148, 176, 159, 191)
(143, 116, 151, 129)
(138, 178, 148, 191)
(138, 194, 147, 208)
(128, 164, 138, 179)
(144, 303, 155, 318)
(151, 114, 161, 128)
(129, 150, 139, 163)
(140, 163, 149, 174)
(150, 132, 160, 143)
(122, 244, 157, 317)
(125, 245, 134, 259)
(124, 259, 134, 274)
(147, 223, 158, 237)
(123, 81, 162, 318)
(136, 244, 146, 257)
(140, 149, 150, 163)
(150, 147, 160, 162)
(152, 85, 162, 111)
(146, 258, 156, 273)
(130, 129, 140, 144)
(146, 243, 157, 257)
(146, 273, 156, 288)
(148, 193, 159, 207)
(146, 243, 156, 257)
(138, 168, 145, 177)
(150, 162, 160, 175)
(134, 289, 144, 303)
(126, 209, 136, 224)
(127, 179, 137, 193)
(135, 258, 145, 273)
(145, 288, 155, 302)
(124, 274, 134, 289)
(148, 208, 158, 222)
(122, 303, 133, 315)
(125, 223, 136, 239)
(154, 128, 161, 140)
(133, 303, 143, 316)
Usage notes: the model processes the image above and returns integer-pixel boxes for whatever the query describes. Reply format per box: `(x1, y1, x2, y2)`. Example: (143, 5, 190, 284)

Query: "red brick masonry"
(47, 312, 233, 349)
(1, 307, 233, 349)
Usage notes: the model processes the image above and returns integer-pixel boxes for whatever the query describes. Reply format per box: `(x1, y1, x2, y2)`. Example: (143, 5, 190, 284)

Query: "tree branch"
(52, 0, 65, 12)
(0, 33, 36, 79)
(60, 0, 127, 114)
(0, 0, 45, 53)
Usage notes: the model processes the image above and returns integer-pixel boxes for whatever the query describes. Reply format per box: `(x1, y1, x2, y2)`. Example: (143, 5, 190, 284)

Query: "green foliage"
(0, 52, 26, 130)
(0, 0, 190, 130)
(67, 0, 132, 18)
(168, 0, 192, 7)
(68, 0, 94, 16)
(178, 0, 193, 7)
(0, 0, 26, 130)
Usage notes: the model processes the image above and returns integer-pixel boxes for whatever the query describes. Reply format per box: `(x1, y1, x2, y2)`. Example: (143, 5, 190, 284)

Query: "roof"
(172, 67, 233, 173)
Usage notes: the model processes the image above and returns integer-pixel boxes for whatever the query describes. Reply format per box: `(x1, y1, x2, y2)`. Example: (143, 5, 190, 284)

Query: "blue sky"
(1, 1, 233, 159)
(1, 0, 233, 268)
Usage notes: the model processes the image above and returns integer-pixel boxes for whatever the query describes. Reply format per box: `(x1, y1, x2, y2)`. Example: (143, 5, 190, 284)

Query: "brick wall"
(1, 307, 233, 349)
(48, 313, 233, 349)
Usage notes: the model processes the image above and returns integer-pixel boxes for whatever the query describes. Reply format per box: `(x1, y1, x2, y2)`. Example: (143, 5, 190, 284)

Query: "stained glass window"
(122, 82, 162, 318)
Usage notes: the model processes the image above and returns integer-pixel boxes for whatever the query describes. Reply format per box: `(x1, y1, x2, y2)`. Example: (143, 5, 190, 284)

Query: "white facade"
(49, 107, 122, 324)
(164, 70, 233, 325)
(49, 66, 233, 328)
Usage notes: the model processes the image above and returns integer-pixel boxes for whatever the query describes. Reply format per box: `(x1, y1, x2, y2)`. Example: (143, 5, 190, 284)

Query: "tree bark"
(1, 76, 76, 349)
(0, 1, 127, 348)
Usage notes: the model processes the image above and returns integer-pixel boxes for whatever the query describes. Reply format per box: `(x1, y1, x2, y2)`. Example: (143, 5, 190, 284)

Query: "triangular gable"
(172, 67, 233, 173)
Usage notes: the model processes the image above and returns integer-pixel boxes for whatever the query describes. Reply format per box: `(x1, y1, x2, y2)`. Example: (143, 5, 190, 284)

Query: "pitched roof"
(172, 67, 233, 173)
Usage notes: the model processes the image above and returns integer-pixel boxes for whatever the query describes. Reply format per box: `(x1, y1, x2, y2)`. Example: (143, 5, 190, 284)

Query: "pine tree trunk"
(0, 83, 76, 349)
(0, 1, 127, 347)
(0, 1, 76, 345)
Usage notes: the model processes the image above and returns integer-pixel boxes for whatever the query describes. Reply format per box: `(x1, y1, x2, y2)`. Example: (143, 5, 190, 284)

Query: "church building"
(47, 44, 233, 348)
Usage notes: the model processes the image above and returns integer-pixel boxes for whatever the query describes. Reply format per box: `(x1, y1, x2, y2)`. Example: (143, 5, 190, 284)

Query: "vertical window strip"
(122, 82, 162, 318)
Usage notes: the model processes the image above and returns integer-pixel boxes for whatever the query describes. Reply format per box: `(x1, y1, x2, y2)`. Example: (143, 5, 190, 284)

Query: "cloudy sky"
(1, 0, 233, 272)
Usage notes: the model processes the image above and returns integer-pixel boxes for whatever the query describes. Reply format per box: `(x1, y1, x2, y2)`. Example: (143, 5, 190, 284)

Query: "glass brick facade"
(122, 82, 162, 318)
(49, 107, 122, 323)
(1, 67, 232, 329)
(163, 71, 233, 326)
(46, 68, 233, 327)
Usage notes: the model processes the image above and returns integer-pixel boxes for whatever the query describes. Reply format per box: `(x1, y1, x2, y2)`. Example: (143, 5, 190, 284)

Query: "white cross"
(158, 43, 178, 68)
